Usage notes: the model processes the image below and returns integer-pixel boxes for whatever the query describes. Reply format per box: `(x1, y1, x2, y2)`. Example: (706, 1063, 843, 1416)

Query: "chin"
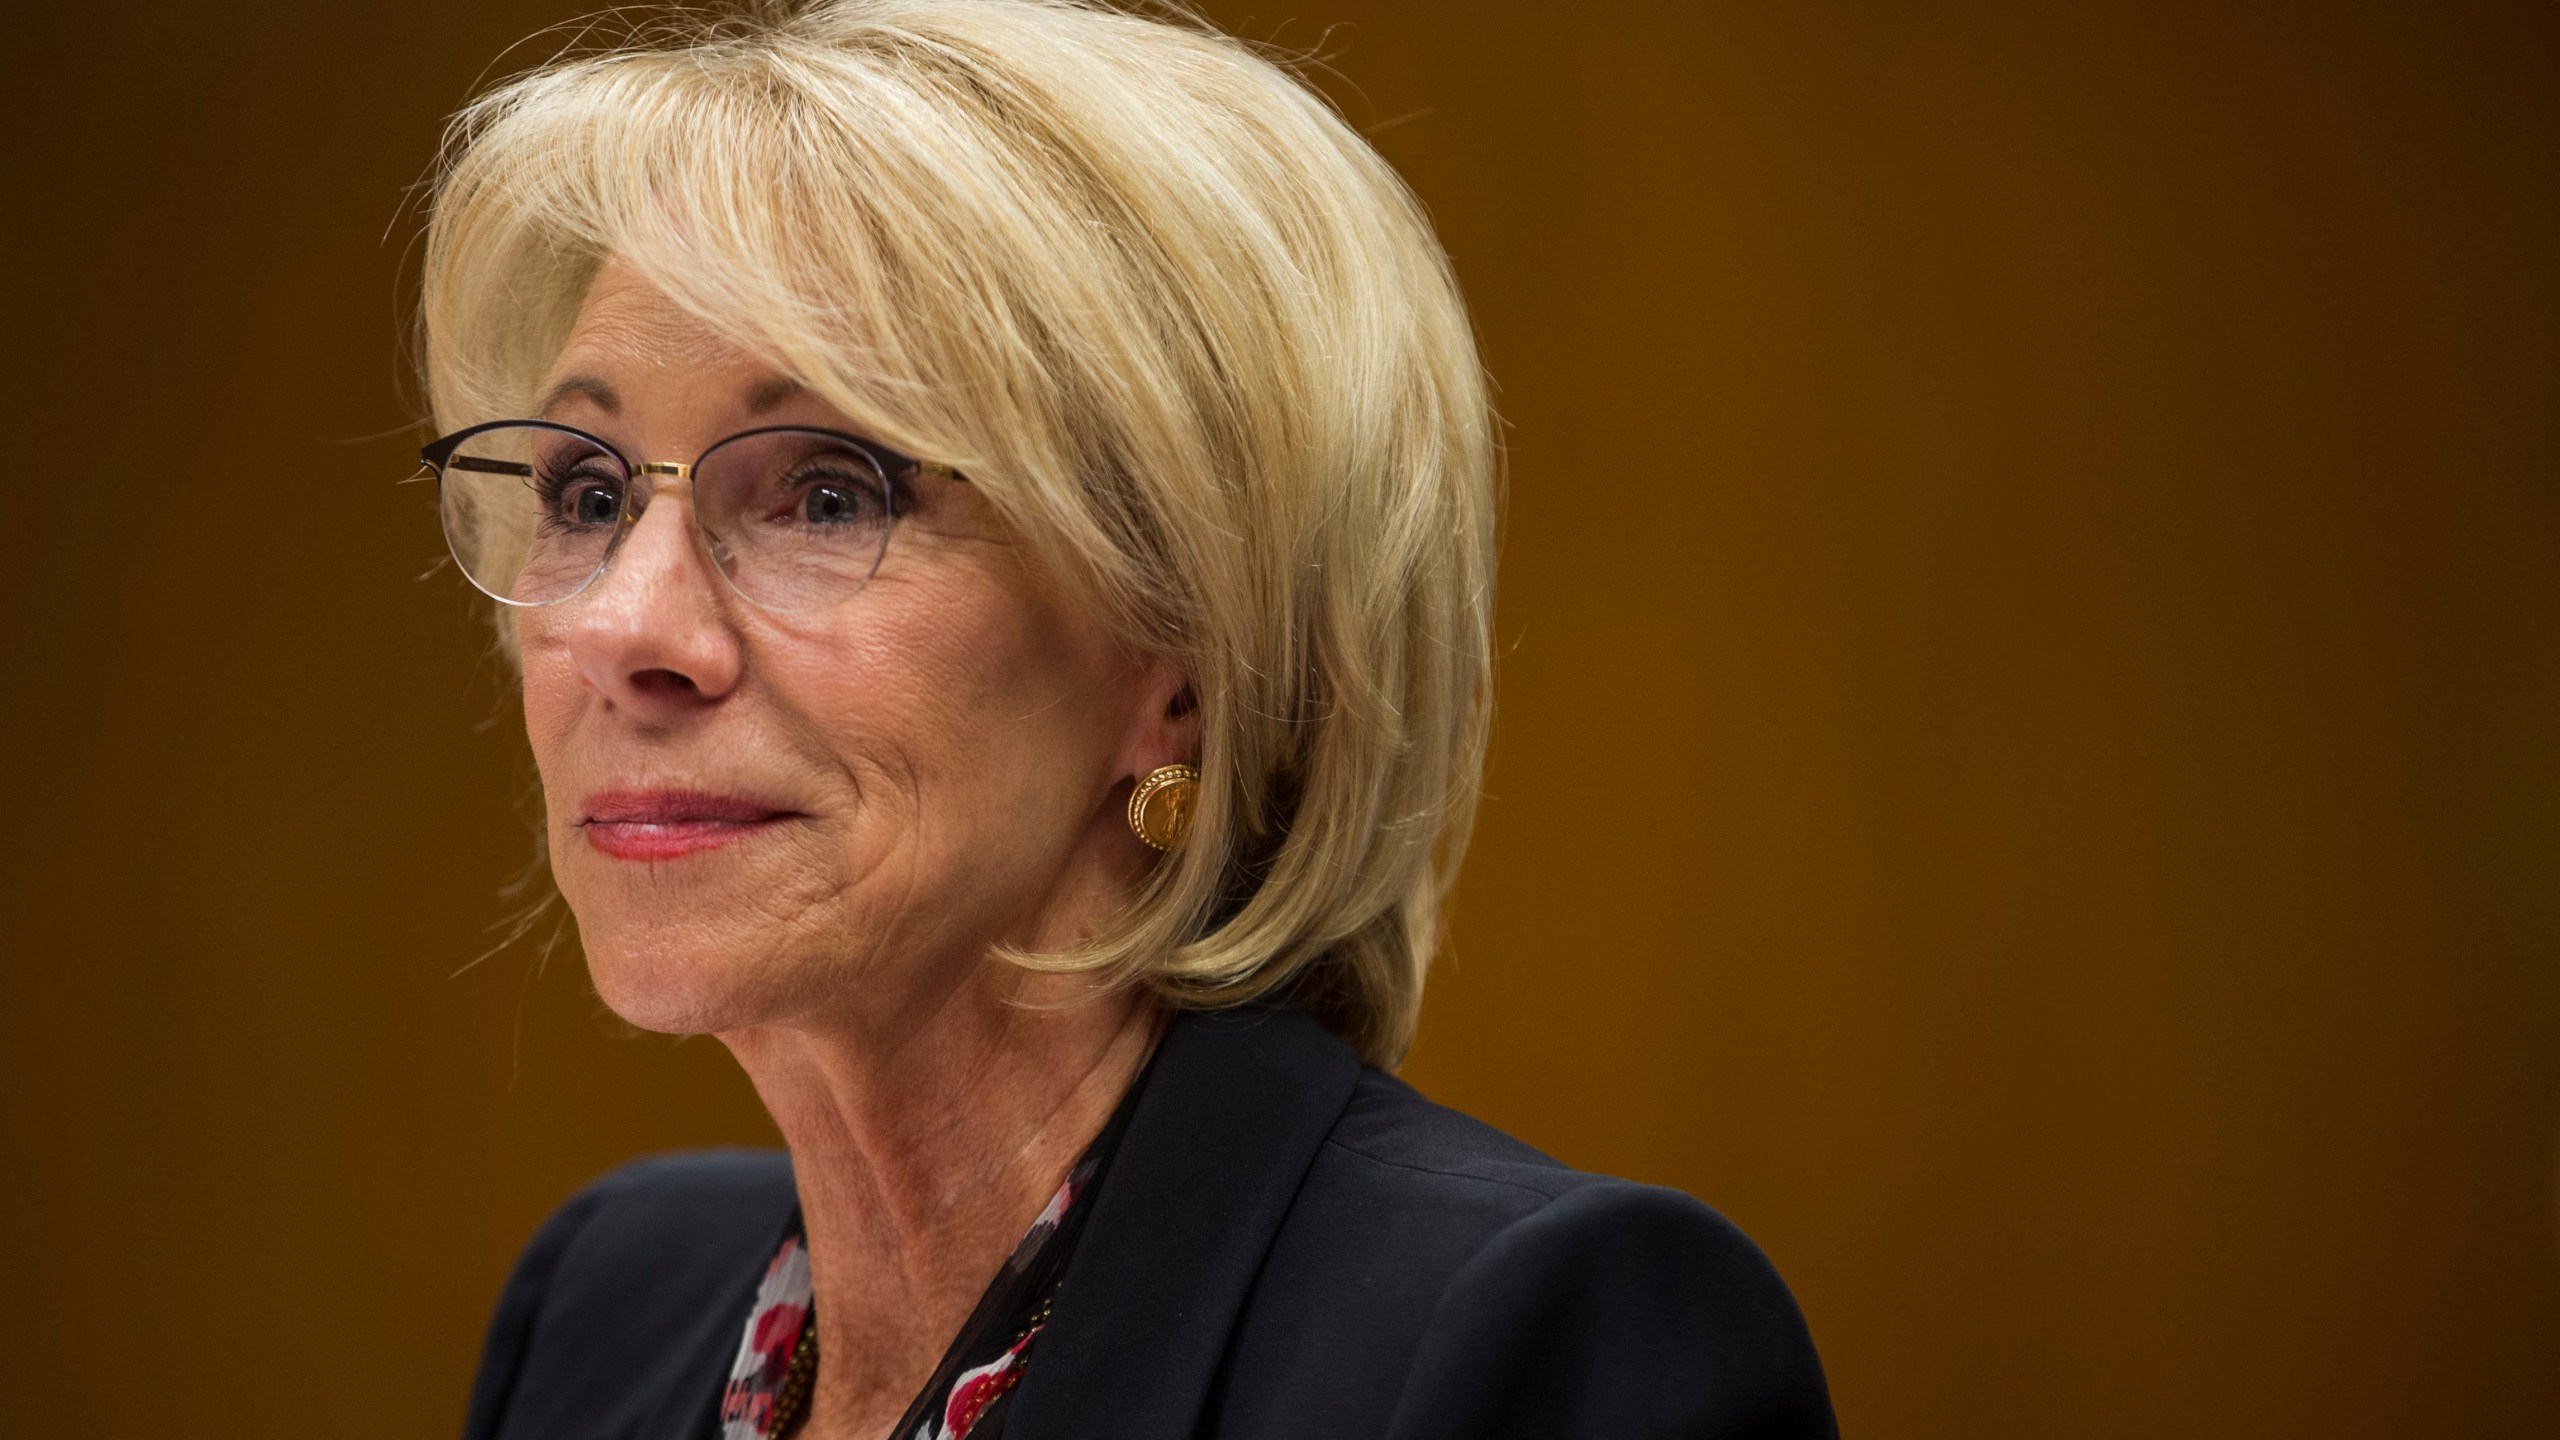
(575, 917, 812, 1036)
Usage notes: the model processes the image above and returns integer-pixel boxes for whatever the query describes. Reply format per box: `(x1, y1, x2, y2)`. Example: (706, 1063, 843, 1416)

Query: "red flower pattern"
(718, 1170, 1081, 1440)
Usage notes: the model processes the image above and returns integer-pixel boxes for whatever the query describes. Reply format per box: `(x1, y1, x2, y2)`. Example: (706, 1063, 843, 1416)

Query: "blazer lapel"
(1007, 1005, 1363, 1439)
(640, 1195, 802, 1440)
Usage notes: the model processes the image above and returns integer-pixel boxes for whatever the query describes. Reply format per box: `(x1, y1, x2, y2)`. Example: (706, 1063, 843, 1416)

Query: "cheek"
(852, 579, 1105, 746)
(513, 618, 586, 798)
(780, 571, 1129, 866)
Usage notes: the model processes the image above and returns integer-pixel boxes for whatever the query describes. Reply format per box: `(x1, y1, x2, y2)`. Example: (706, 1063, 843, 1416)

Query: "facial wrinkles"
(546, 286, 726, 422)
(702, 571, 1032, 1005)
(521, 263, 1161, 1041)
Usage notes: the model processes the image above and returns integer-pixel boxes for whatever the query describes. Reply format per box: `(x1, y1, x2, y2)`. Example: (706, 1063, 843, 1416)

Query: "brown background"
(5, 1, 2555, 1434)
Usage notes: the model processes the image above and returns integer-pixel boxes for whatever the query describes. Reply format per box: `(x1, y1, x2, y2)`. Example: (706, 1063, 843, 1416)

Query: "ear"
(1114, 653, 1201, 782)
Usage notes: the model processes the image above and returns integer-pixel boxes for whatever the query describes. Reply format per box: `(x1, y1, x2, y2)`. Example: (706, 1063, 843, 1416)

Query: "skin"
(517, 262, 1192, 1439)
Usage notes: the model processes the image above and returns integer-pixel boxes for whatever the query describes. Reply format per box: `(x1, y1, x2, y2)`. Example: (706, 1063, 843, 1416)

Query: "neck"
(720, 965, 1163, 1439)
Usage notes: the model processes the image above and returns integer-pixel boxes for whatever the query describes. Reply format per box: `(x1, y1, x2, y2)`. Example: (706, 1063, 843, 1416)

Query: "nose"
(562, 482, 745, 721)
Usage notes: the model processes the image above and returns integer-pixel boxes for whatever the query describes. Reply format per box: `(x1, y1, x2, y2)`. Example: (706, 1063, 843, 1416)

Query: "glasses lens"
(438, 425, 628, 605)
(693, 430, 895, 612)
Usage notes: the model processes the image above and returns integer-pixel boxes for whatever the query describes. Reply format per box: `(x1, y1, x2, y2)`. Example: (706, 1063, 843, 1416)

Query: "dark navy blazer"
(463, 1006, 1838, 1439)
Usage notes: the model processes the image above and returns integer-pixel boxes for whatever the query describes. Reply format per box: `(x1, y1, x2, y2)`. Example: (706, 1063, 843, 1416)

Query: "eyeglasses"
(421, 419, 960, 613)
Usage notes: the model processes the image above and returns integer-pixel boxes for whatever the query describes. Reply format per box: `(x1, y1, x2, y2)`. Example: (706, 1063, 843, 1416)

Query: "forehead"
(548, 261, 774, 384)
(540, 261, 816, 423)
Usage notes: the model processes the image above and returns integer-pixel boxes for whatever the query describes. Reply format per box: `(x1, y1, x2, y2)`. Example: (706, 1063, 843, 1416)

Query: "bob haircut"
(420, 0, 1497, 1067)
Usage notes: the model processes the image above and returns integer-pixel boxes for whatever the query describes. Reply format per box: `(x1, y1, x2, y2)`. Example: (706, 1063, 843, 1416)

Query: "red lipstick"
(579, 789, 794, 862)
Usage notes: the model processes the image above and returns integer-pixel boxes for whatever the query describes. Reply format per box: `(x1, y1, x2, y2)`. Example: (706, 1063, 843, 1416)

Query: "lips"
(578, 788, 796, 862)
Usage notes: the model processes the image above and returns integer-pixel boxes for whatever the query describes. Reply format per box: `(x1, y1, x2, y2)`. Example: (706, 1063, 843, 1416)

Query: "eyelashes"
(531, 458, 628, 528)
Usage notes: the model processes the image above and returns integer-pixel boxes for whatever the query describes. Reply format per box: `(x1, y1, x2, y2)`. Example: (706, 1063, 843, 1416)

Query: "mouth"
(577, 788, 801, 862)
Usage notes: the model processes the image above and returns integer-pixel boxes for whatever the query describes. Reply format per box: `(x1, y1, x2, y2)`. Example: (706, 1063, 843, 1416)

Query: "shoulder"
(1321, 1068, 1584, 1197)
(464, 1150, 797, 1440)
(1224, 1072, 1835, 1439)
(1299, 1068, 1719, 1253)
(1395, 1173, 1837, 1437)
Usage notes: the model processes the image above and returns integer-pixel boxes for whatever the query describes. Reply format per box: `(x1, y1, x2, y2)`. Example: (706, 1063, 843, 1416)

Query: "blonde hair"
(421, 0, 1496, 1067)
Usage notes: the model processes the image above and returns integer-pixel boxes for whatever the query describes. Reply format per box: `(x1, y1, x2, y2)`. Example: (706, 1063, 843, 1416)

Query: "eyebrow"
(536, 374, 619, 417)
(743, 376, 804, 414)
(534, 373, 806, 420)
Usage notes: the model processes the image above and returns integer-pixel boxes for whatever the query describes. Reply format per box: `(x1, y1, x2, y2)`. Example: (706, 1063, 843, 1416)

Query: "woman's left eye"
(784, 473, 881, 527)
(802, 484, 859, 524)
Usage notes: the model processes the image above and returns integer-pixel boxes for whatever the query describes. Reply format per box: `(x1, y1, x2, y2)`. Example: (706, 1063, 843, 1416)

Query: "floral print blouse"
(716, 1094, 1133, 1440)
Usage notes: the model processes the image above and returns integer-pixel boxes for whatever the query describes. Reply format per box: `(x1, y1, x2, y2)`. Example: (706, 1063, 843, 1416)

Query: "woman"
(423, 3, 1834, 1437)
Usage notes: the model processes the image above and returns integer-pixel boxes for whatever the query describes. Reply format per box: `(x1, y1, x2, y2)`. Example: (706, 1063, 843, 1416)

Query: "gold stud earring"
(1128, 764, 1200, 852)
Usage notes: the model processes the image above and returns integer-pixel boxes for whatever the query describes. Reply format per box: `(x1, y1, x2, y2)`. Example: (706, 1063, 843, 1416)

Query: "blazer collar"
(652, 1187, 802, 1440)
(1007, 1004, 1364, 1439)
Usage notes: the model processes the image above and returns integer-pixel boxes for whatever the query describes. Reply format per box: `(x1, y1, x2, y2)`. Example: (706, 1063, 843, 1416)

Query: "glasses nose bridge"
(615, 459, 700, 530)
(614, 459, 699, 527)
(593, 462, 719, 596)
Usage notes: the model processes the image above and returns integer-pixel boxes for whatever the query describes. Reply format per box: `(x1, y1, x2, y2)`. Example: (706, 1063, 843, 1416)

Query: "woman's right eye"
(566, 483, 623, 526)
(538, 465, 625, 526)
